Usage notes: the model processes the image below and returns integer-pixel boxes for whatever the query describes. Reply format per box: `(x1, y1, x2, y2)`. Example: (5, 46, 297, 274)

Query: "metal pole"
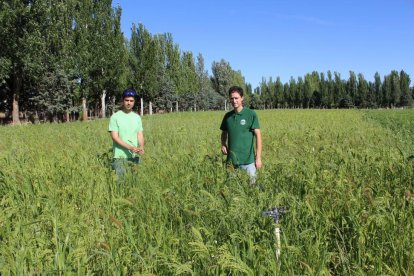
(262, 206, 288, 261)
(275, 226, 281, 260)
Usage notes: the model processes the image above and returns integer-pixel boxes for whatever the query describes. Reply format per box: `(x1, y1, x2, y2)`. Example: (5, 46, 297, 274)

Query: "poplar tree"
(356, 73, 369, 107)
(211, 59, 233, 96)
(274, 77, 284, 108)
(389, 70, 401, 107)
(282, 83, 290, 108)
(325, 71, 335, 108)
(259, 77, 273, 109)
(130, 23, 163, 113)
(164, 33, 182, 109)
(153, 33, 176, 112)
(399, 70, 412, 106)
(30, 0, 77, 122)
(373, 72, 382, 107)
(196, 53, 216, 110)
(304, 72, 320, 108)
(87, 1, 125, 118)
(346, 71, 357, 106)
(288, 77, 298, 108)
(0, 0, 49, 124)
(382, 75, 392, 107)
(334, 72, 345, 107)
(181, 51, 198, 110)
(319, 72, 330, 108)
(296, 77, 305, 108)
(211, 59, 232, 109)
(231, 70, 248, 104)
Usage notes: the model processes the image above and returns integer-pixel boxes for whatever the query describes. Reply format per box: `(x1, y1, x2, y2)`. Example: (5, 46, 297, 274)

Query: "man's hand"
(221, 145, 228, 155)
(130, 146, 144, 155)
(221, 131, 228, 155)
(255, 158, 262, 169)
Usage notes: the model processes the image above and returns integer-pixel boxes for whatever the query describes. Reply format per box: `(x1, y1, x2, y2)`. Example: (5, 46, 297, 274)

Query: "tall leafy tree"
(356, 73, 369, 107)
(319, 72, 329, 108)
(72, 0, 95, 120)
(130, 23, 164, 113)
(180, 51, 198, 110)
(30, 0, 78, 122)
(389, 70, 401, 107)
(282, 83, 290, 108)
(87, 1, 126, 118)
(399, 70, 412, 106)
(196, 53, 216, 110)
(211, 59, 233, 109)
(274, 77, 284, 108)
(373, 72, 382, 107)
(334, 72, 345, 107)
(0, 0, 50, 124)
(259, 77, 273, 109)
(163, 33, 182, 108)
(346, 71, 357, 106)
(288, 77, 297, 108)
(296, 77, 305, 108)
(325, 71, 335, 108)
(211, 59, 233, 97)
(382, 75, 392, 107)
(304, 71, 320, 108)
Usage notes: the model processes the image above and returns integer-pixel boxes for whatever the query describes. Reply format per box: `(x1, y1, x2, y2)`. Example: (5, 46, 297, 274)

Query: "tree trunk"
(82, 97, 88, 121)
(12, 67, 22, 125)
(224, 99, 227, 111)
(101, 89, 106, 118)
(66, 110, 70, 122)
(175, 101, 178, 112)
(140, 97, 143, 116)
(112, 97, 115, 115)
(12, 93, 20, 125)
(149, 101, 153, 115)
(194, 103, 197, 112)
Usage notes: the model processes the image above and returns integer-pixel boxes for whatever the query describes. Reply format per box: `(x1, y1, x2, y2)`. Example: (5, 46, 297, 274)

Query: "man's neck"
(234, 106, 243, 113)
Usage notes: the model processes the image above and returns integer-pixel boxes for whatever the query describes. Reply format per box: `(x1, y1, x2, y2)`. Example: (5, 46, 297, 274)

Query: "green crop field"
(1, 109, 413, 275)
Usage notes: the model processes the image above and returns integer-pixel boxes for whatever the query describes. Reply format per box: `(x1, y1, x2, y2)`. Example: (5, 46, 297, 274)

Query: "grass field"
(1, 109, 413, 274)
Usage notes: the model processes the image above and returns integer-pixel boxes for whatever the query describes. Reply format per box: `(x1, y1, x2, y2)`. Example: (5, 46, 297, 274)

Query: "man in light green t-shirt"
(108, 89, 144, 179)
(220, 86, 262, 183)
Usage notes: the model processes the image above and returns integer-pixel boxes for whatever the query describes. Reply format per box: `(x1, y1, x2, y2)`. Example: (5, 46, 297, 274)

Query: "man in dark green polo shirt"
(220, 86, 262, 183)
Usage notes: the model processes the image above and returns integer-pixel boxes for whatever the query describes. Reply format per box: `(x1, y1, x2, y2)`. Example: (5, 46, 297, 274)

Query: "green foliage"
(1, 110, 413, 274)
(29, 70, 73, 121)
(211, 59, 234, 97)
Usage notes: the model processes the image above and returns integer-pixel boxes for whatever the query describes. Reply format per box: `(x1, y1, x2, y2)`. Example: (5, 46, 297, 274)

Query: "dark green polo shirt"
(220, 107, 260, 165)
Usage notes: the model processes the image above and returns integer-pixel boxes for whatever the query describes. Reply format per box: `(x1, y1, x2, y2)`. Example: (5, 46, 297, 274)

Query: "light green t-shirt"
(109, 110, 143, 158)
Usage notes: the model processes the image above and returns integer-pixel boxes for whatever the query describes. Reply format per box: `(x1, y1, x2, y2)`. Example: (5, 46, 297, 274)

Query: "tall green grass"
(1, 109, 413, 274)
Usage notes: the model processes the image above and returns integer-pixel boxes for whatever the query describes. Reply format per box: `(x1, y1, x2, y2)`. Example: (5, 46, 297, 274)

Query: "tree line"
(0, 1, 412, 124)
(256, 70, 413, 109)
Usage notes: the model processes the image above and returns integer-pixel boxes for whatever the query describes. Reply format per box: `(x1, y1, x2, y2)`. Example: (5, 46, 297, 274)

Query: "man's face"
(229, 91, 243, 109)
(123, 96, 135, 111)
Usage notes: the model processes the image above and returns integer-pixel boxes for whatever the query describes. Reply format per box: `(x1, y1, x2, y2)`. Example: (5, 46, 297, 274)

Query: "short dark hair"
(122, 88, 137, 98)
(228, 86, 243, 97)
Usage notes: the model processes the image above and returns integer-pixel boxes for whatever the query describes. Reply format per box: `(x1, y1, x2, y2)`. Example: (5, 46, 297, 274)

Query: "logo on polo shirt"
(240, 119, 246, 125)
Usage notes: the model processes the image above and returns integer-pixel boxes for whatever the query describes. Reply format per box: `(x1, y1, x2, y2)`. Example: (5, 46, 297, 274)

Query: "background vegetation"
(1, 109, 413, 274)
(1, 1, 413, 125)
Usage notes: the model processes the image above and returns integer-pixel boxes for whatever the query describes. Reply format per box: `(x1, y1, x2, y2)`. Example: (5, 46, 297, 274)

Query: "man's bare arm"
(254, 129, 262, 168)
(221, 131, 228, 155)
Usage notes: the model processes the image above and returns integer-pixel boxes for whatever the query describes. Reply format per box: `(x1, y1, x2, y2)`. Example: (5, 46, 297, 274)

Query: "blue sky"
(113, 0, 414, 88)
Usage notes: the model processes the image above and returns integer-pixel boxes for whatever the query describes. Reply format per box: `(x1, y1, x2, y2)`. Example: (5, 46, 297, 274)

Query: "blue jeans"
(227, 163, 257, 184)
(112, 157, 140, 181)
(238, 163, 257, 184)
